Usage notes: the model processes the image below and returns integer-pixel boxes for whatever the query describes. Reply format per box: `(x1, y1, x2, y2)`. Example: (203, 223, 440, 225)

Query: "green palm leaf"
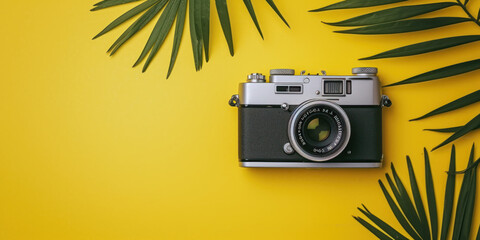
(310, 0, 407, 12)
(460, 167, 477, 239)
(166, 0, 187, 78)
(93, 0, 288, 76)
(378, 180, 423, 240)
(324, 2, 458, 27)
(425, 126, 463, 133)
(357, 146, 479, 240)
(215, 0, 234, 56)
(92, 0, 141, 11)
(432, 114, 480, 151)
(200, 0, 210, 62)
(353, 216, 393, 240)
(452, 145, 475, 240)
(315, 0, 480, 146)
(424, 148, 438, 240)
(133, 0, 179, 71)
(411, 90, 480, 121)
(243, 0, 263, 39)
(388, 166, 425, 238)
(93, 0, 159, 40)
(266, 0, 290, 28)
(189, 0, 203, 70)
(357, 206, 409, 240)
(384, 175, 424, 239)
(405, 156, 430, 240)
(361, 35, 480, 60)
(335, 17, 470, 34)
(108, 0, 168, 55)
(477, 225, 480, 240)
(425, 124, 480, 132)
(440, 145, 456, 240)
(385, 59, 480, 87)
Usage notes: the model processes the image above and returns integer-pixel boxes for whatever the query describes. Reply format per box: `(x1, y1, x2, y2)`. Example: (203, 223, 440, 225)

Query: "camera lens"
(288, 100, 351, 162)
(305, 117, 331, 143)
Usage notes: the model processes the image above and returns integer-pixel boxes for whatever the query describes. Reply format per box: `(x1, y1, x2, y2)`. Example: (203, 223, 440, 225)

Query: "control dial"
(270, 69, 295, 75)
(247, 73, 266, 83)
(352, 67, 377, 75)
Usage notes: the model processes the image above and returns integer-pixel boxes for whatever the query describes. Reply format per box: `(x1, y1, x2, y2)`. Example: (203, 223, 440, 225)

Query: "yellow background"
(1, 0, 479, 239)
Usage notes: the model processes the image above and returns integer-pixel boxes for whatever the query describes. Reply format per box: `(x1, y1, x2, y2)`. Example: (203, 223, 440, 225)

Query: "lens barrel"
(288, 100, 351, 162)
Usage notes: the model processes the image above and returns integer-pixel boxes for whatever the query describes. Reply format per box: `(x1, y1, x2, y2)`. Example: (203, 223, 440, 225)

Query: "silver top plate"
(239, 75, 382, 106)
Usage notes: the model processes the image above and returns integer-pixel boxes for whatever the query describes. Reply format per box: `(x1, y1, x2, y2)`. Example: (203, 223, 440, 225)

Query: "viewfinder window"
(324, 81, 343, 94)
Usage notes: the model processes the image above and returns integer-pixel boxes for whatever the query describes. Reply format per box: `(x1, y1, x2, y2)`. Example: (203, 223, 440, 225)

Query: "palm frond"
(108, 0, 168, 55)
(93, 0, 160, 40)
(411, 90, 480, 121)
(314, 0, 480, 148)
(310, 0, 407, 12)
(432, 114, 480, 151)
(384, 59, 480, 87)
(266, 0, 290, 28)
(92, 0, 289, 77)
(353, 216, 394, 240)
(406, 156, 431, 239)
(440, 145, 456, 240)
(425, 126, 463, 133)
(357, 205, 409, 240)
(335, 17, 470, 34)
(360, 35, 480, 60)
(243, 0, 264, 39)
(378, 179, 423, 240)
(215, 0, 233, 56)
(323, 2, 458, 27)
(355, 145, 480, 240)
(451, 144, 476, 240)
(200, 0, 210, 62)
(167, 0, 187, 78)
(133, 0, 180, 71)
(189, 0, 203, 70)
(424, 148, 438, 240)
(389, 165, 425, 238)
(477, 226, 480, 240)
(91, 0, 142, 11)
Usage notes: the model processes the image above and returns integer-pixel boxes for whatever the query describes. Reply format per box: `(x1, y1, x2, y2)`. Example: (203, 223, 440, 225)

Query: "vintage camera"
(229, 68, 391, 168)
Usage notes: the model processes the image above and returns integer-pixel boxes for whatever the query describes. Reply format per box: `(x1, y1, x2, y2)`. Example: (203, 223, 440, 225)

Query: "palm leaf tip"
(384, 58, 480, 87)
(424, 148, 438, 240)
(410, 90, 480, 121)
(325, 2, 459, 27)
(432, 113, 480, 151)
(361, 35, 480, 61)
(265, 0, 290, 28)
(93, 0, 160, 41)
(215, 0, 234, 56)
(91, 0, 143, 11)
(243, 0, 264, 39)
(334, 17, 471, 35)
(310, 0, 407, 12)
(166, 0, 187, 79)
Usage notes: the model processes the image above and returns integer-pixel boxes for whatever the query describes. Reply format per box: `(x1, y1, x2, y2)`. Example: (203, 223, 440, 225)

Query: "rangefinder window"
(324, 80, 344, 95)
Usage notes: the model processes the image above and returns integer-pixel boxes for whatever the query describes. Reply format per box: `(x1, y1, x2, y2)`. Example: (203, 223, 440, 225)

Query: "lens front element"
(288, 100, 351, 162)
(306, 117, 331, 142)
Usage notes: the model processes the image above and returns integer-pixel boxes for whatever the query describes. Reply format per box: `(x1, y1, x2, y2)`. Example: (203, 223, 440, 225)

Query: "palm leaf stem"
(456, 0, 480, 26)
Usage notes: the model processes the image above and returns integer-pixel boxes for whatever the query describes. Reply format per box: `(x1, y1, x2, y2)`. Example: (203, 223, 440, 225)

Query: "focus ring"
(287, 100, 351, 162)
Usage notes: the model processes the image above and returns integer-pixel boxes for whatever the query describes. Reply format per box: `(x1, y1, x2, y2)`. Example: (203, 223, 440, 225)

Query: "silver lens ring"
(288, 99, 351, 162)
